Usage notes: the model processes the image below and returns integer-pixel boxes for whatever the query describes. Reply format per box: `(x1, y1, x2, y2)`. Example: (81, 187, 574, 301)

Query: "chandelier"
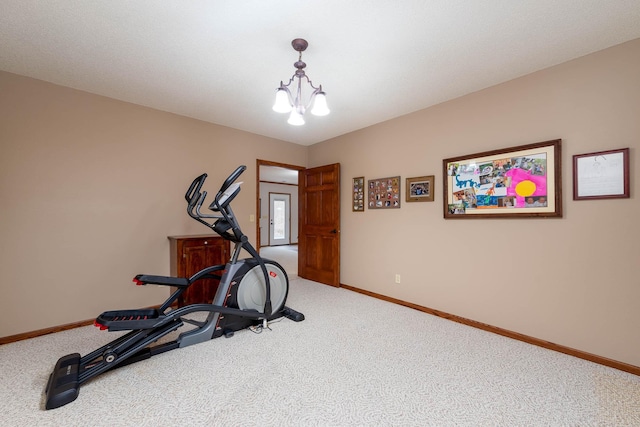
(272, 38, 330, 126)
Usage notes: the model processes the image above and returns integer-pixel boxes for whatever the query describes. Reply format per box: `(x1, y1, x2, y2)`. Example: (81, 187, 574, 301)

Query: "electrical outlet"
(395, 274, 401, 284)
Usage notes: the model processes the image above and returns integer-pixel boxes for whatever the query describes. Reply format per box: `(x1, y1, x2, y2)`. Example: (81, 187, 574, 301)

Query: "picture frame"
(406, 175, 435, 202)
(443, 139, 562, 219)
(352, 176, 365, 211)
(573, 148, 629, 200)
(368, 176, 401, 209)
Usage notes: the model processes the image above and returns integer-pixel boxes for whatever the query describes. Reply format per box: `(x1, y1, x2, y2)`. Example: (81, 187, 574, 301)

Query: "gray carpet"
(0, 277, 638, 426)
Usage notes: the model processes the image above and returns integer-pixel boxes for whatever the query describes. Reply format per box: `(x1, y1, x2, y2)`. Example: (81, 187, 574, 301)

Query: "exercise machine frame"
(44, 165, 304, 410)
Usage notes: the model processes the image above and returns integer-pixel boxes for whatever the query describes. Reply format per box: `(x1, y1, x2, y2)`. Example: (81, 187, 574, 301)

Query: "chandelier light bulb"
(273, 88, 292, 113)
(310, 91, 330, 116)
(287, 109, 305, 126)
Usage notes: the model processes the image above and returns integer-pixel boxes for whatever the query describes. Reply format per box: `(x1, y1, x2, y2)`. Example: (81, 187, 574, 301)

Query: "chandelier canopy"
(272, 38, 329, 126)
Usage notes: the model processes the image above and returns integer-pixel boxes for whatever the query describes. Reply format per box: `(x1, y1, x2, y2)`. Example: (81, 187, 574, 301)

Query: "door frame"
(256, 160, 305, 250)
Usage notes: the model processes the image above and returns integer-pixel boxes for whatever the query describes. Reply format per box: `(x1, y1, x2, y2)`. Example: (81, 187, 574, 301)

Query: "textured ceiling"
(260, 166, 299, 185)
(1, 1, 640, 146)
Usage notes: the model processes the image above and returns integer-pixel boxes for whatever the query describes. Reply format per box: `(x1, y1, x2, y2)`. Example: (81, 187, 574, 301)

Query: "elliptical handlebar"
(185, 173, 207, 207)
(211, 165, 245, 212)
(184, 165, 247, 226)
(218, 165, 246, 196)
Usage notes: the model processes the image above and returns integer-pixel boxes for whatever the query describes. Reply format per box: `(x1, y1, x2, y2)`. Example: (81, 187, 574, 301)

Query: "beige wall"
(0, 71, 307, 336)
(309, 39, 640, 367)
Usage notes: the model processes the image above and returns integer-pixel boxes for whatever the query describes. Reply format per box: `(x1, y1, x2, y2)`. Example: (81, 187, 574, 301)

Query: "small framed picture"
(573, 148, 629, 200)
(406, 176, 435, 202)
(352, 176, 365, 211)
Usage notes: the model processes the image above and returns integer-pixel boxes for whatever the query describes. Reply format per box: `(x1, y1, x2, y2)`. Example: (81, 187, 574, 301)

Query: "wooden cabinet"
(168, 234, 230, 307)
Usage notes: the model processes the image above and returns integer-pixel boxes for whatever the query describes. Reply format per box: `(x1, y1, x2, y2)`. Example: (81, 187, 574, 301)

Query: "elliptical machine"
(45, 165, 304, 410)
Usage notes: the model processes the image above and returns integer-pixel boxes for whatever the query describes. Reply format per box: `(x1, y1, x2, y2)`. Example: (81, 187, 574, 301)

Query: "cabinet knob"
(204, 241, 208, 245)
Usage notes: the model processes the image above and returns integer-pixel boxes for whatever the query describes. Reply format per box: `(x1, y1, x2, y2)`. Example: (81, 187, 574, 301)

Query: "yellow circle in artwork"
(515, 180, 536, 197)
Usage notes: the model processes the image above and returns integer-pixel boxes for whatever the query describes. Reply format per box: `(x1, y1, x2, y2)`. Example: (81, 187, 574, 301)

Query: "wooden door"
(298, 163, 340, 287)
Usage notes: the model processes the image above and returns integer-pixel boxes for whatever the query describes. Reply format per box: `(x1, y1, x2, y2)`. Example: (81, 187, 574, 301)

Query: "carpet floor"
(0, 276, 638, 426)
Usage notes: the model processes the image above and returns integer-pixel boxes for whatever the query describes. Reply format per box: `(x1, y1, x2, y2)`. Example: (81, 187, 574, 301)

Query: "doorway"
(257, 160, 341, 287)
(257, 160, 304, 277)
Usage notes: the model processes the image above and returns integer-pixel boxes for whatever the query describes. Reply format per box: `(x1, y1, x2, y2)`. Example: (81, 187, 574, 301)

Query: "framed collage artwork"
(443, 139, 562, 219)
(368, 176, 401, 209)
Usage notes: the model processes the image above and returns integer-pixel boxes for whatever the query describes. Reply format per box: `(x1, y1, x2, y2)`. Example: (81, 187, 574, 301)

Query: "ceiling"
(259, 165, 299, 185)
(2, 1, 640, 146)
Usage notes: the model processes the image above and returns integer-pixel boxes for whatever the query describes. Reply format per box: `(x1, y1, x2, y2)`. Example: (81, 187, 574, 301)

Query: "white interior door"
(269, 193, 291, 245)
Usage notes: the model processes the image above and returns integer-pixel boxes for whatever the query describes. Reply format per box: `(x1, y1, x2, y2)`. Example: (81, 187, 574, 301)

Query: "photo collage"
(447, 153, 548, 214)
(368, 176, 401, 209)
